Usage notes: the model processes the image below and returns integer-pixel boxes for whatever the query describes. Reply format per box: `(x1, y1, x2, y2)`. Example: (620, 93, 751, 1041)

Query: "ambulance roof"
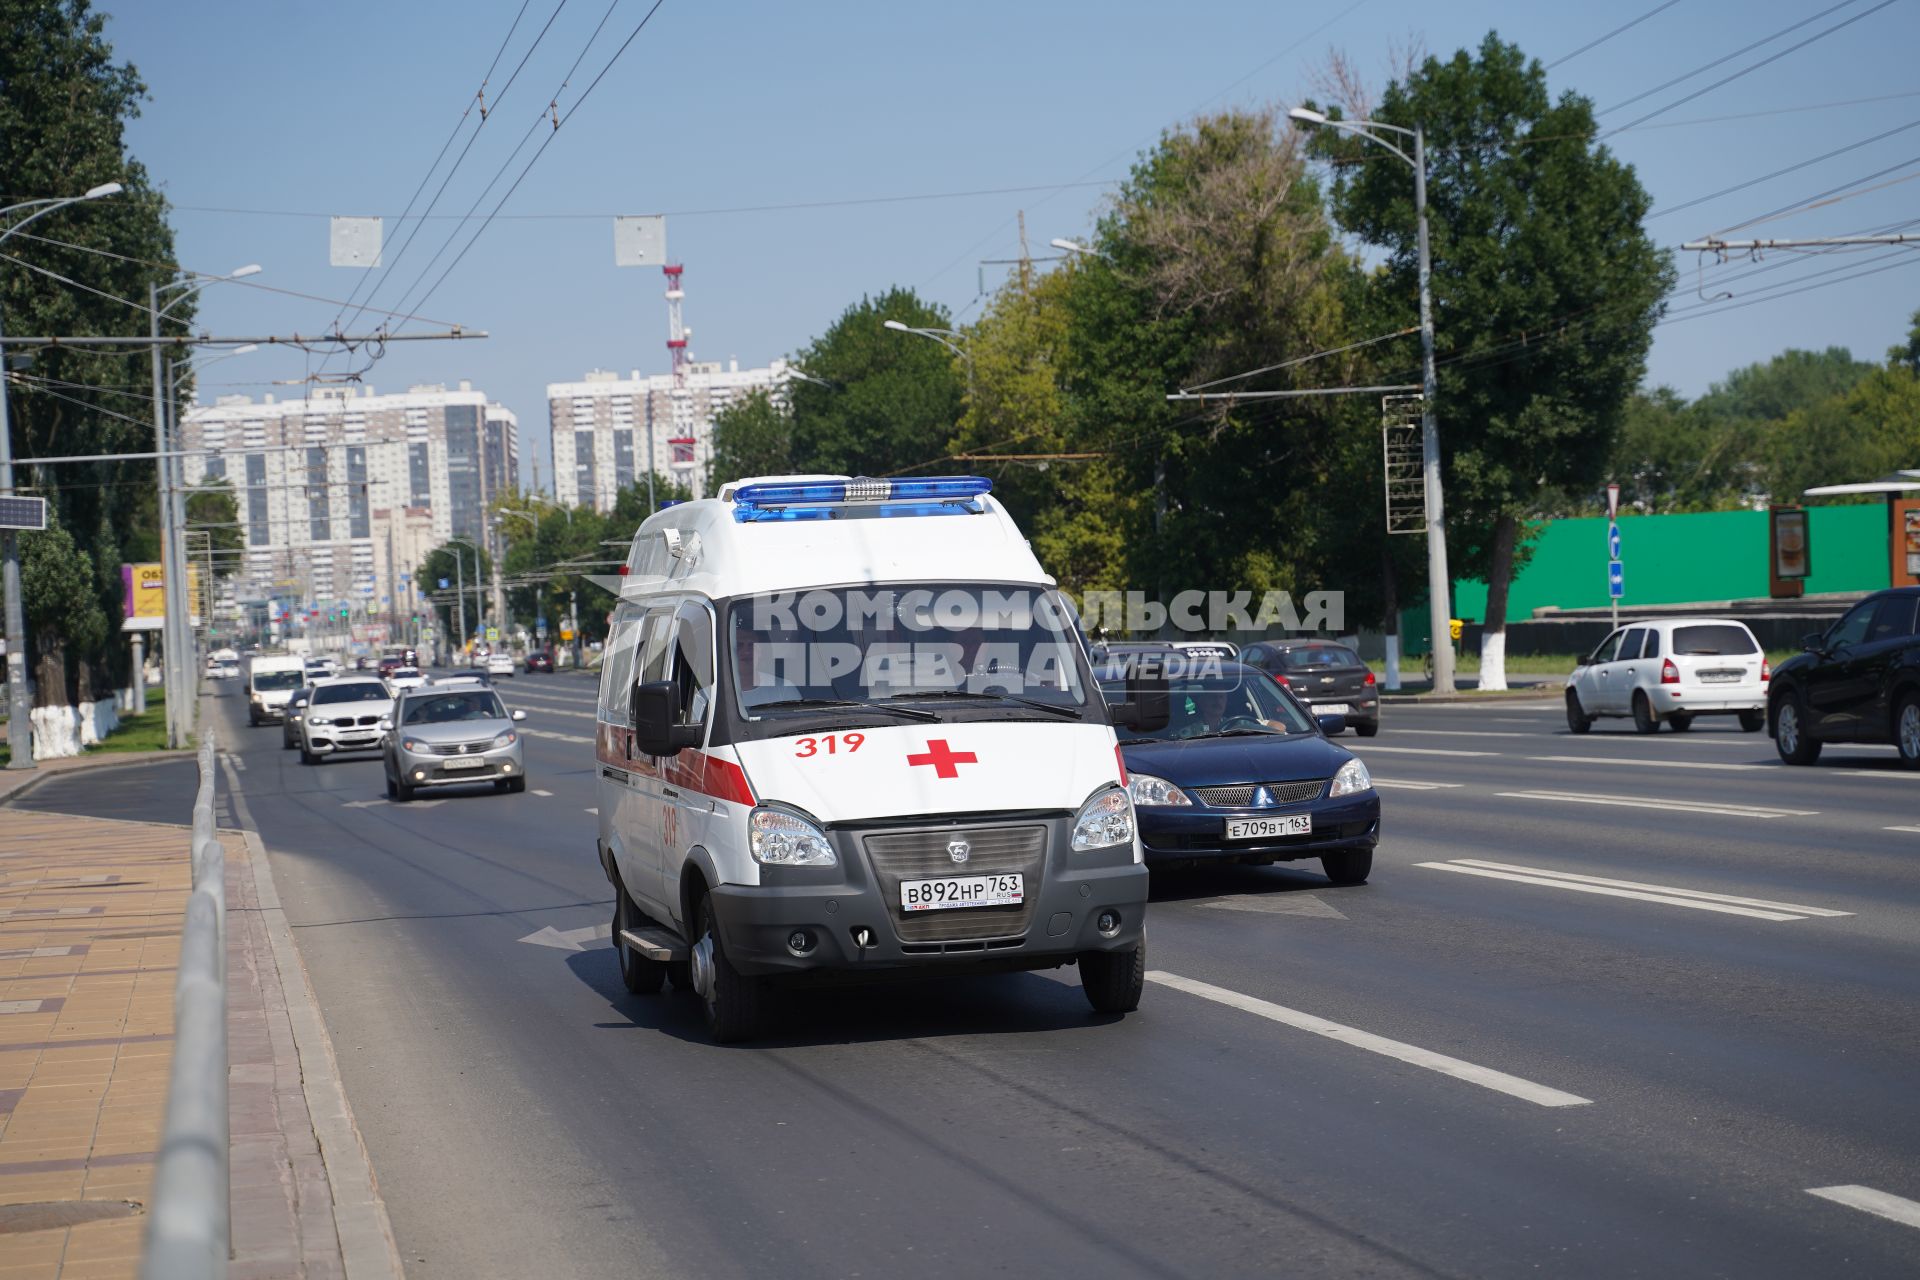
(618, 476, 1053, 601)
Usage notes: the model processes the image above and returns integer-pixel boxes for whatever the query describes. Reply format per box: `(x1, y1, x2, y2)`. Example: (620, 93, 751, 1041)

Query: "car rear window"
(1670, 624, 1757, 656)
(1277, 645, 1360, 668)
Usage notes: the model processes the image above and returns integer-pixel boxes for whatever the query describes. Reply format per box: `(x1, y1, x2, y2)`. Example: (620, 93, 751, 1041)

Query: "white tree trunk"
(1383, 634, 1402, 691)
(1478, 629, 1508, 691)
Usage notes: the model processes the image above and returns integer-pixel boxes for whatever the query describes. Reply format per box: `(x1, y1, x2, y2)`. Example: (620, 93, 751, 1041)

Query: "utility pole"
(148, 282, 189, 749)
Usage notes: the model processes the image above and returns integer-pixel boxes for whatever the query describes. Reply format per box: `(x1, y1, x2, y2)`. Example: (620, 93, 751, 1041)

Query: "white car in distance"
(486, 652, 515, 678)
(1566, 617, 1769, 734)
(385, 667, 427, 692)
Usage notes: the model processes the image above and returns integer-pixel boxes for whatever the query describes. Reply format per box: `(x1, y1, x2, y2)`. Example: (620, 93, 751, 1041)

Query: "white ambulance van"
(595, 475, 1168, 1041)
(245, 653, 307, 726)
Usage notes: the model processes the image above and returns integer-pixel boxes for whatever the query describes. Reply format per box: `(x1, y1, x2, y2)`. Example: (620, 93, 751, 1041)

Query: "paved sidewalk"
(0, 796, 391, 1277)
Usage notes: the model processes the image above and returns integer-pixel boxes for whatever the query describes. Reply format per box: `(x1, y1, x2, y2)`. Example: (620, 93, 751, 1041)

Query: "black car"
(1770, 587, 1920, 767)
(1239, 640, 1380, 736)
(1101, 661, 1381, 884)
(281, 685, 315, 749)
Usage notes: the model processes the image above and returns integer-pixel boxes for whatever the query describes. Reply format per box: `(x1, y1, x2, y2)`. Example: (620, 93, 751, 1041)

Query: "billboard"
(120, 562, 203, 632)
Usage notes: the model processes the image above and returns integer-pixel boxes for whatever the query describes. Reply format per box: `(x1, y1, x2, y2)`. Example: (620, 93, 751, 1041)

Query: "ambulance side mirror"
(1111, 666, 1170, 732)
(633, 679, 702, 756)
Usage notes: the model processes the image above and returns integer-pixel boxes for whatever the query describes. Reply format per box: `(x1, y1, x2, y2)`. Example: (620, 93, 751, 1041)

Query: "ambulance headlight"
(749, 806, 837, 867)
(1071, 786, 1134, 852)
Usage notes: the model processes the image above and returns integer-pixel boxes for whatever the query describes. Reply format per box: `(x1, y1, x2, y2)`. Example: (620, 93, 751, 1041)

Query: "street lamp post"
(882, 319, 974, 398)
(149, 263, 260, 747)
(1290, 107, 1456, 694)
(0, 183, 122, 769)
(447, 537, 484, 658)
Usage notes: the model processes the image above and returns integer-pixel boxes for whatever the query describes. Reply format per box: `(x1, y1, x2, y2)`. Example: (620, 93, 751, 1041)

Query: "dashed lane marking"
(520, 728, 594, 744)
(1888, 825, 1920, 833)
(1347, 745, 1499, 758)
(1370, 779, 1466, 791)
(1148, 971, 1592, 1108)
(1806, 1185, 1920, 1231)
(1494, 789, 1816, 819)
(1418, 858, 1850, 921)
(532, 789, 554, 797)
(1529, 754, 1771, 772)
(584, 807, 598, 816)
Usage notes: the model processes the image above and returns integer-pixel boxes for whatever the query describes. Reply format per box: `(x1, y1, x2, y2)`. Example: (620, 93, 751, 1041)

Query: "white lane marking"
(1447, 859, 1851, 917)
(1418, 862, 1832, 921)
(1494, 789, 1816, 819)
(518, 922, 611, 951)
(584, 807, 599, 815)
(1391, 729, 1533, 738)
(532, 788, 554, 797)
(1348, 745, 1500, 757)
(1529, 754, 1771, 772)
(1887, 825, 1920, 833)
(1806, 1185, 1920, 1231)
(1371, 779, 1466, 791)
(1148, 971, 1592, 1108)
(1198, 894, 1346, 920)
(513, 704, 597, 720)
(1836, 768, 1920, 781)
(520, 727, 593, 744)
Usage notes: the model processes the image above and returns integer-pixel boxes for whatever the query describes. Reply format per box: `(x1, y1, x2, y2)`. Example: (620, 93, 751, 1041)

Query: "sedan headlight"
(1127, 773, 1192, 807)
(307, 716, 333, 726)
(1071, 786, 1134, 852)
(749, 806, 836, 867)
(400, 738, 426, 753)
(1328, 757, 1373, 798)
(490, 730, 517, 749)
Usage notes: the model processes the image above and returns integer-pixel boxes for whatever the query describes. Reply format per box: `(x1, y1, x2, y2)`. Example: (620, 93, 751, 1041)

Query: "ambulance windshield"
(727, 585, 1093, 724)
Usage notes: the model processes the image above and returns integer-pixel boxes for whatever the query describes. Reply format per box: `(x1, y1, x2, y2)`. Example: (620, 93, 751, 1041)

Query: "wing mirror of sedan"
(511, 709, 526, 722)
(1800, 631, 1826, 653)
(1316, 713, 1348, 736)
(632, 679, 702, 756)
(376, 717, 392, 732)
(1110, 661, 1171, 732)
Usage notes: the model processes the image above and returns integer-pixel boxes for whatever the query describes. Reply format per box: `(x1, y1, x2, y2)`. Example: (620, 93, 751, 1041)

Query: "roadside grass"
(0, 685, 182, 767)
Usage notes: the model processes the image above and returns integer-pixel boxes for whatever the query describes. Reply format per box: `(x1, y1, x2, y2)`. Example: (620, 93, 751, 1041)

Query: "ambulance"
(595, 476, 1166, 1042)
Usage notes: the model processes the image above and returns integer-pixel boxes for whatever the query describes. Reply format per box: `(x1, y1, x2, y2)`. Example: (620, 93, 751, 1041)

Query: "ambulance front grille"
(863, 824, 1046, 943)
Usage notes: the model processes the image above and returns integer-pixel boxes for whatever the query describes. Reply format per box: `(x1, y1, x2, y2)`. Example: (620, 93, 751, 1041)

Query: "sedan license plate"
(1314, 703, 1350, 715)
(1698, 670, 1741, 683)
(1226, 814, 1312, 841)
(442, 756, 487, 771)
(901, 874, 1023, 912)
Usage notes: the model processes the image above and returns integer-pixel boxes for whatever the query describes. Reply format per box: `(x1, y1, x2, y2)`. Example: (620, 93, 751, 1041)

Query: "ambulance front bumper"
(710, 814, 1147, 978)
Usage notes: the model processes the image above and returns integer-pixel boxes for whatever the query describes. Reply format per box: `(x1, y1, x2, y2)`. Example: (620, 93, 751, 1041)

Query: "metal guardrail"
(142, 732, 229, 1278)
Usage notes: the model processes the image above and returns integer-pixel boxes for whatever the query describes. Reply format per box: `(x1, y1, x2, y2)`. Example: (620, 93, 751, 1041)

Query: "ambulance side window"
(669, 602, 716, 731)
(630, 608, 676, 723)
(597, 613, 642, 725)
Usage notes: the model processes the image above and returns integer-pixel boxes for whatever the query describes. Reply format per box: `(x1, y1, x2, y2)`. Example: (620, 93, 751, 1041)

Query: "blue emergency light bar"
(731, 476, 992, 523)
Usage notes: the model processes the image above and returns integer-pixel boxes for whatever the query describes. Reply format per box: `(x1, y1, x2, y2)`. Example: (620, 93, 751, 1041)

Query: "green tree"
(1695, 346, 1875, 426)
(705, 389, 792, 492)
(185, 479, 242, 578)
(1312, 33, 1673, 686)
(22, 514, 106, 708)
(416, 542, 491, 641)
(1770, 366, 1920, 501)
(2, 0, 184, 700)
(1891, 307, 1920, 375)
(788, 288, 963, 477)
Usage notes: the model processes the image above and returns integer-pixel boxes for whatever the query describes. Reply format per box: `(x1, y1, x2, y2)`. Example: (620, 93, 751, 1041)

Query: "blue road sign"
(1608, 560, 1625, 599)
(438, 577, 450, 590)
(1607, 521, 1622, 561)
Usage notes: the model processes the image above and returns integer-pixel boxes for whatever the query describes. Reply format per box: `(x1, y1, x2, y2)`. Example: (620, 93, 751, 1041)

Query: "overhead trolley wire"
(1547, 1, 1684, 70)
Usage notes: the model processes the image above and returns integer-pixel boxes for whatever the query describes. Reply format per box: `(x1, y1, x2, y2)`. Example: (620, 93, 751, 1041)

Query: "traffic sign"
(1607, 521, 1622, 561)
(1608, 560, 1625, 599)
(438, 577, 450, 590)
(1606, 482, 1620, 520)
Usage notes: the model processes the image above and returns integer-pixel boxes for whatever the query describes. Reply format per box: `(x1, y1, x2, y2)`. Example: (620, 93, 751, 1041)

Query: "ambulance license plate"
(901, 874, 1023, 912)
(1225, 814, 1312, 841)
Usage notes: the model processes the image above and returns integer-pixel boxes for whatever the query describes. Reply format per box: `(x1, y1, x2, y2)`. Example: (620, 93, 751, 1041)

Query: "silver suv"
(382, 686, 528, 801)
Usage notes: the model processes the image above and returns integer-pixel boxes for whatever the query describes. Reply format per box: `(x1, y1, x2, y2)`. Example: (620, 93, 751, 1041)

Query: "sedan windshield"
(253, 671, 302, 692)
(1102, 669, 1315, 742)
(311, 682, 390, 705)
(402, 692, 507, 725)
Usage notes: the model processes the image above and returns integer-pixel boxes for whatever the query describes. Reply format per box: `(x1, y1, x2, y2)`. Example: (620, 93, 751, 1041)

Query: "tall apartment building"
(547, 357, 792, 509)
(180, 382, 518, 625)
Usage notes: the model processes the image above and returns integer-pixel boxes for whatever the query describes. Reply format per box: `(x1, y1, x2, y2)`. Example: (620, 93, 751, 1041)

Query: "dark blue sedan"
(1100, 662, 1380, 884)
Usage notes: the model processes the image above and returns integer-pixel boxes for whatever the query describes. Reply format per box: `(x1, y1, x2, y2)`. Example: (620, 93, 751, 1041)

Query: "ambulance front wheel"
(693, 890, 765, 1043)
(1080, 935, 1145, 1014)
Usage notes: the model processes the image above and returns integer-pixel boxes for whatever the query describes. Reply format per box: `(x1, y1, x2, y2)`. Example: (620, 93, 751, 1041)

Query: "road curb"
(1380, 687, 1562, 706)
(0, 747, 190, 804)
(226, 762, 407, 1280)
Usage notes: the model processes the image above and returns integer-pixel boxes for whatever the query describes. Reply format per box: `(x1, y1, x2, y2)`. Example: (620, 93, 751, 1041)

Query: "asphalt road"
(21, 677, 1920, 1278)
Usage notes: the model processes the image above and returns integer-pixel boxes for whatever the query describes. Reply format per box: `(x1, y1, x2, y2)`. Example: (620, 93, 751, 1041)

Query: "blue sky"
(91, 0, 1920, 487)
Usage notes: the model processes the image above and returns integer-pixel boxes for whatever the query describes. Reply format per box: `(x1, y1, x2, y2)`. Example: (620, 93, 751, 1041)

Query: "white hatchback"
(486, 652, 515, 678)
(1566, 618, 1769, 734)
